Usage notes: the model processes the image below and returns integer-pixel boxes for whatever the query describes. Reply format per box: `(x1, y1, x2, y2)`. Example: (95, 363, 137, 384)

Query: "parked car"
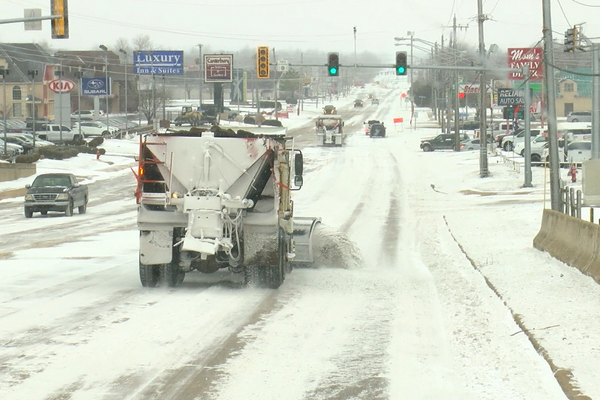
(6, 133, 54, 148)
(564, 141, 592, 164)
(371, 98, 380, 105)
(3, 135, 35, 153)
(0, 139, 24, 156)
(71, 110, 105, 121)
(73, 121, 119, 138)
(420, 133, 467, 152)
(501, 129, 541, 152)
(460, 138, 480, 151)
(322, 105, 337, 115)
(566, 111, 591, 123)
(353, 99, 364, 107)
(368, 123, 386, 138)
(514, 135, 548, 157)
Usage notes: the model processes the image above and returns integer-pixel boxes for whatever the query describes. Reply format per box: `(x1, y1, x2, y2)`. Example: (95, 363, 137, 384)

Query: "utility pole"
(449, 14, 468, 151)
(197, 44, 203, 108)
(542, 0, 561, 211)
(477, 0, 489, 177)
(353, 27, 357, 67)
(119, 49, 129, 133)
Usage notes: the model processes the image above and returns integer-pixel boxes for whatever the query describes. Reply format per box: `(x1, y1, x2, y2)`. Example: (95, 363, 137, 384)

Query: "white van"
(565, 141, 591, 164)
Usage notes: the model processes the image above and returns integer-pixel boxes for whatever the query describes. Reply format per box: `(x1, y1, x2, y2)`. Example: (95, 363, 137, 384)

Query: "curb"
(0, 188, 26, 200)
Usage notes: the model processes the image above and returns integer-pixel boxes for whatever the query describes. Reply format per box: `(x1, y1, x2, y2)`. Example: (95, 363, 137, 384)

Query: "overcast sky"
(1, 0, 599, 61)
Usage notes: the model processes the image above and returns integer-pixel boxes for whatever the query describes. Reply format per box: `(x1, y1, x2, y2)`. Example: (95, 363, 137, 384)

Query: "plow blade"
(291, 217, 321, 265)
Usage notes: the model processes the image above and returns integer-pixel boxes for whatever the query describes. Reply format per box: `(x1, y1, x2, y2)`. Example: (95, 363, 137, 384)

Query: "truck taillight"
(139, 166, 144, 176)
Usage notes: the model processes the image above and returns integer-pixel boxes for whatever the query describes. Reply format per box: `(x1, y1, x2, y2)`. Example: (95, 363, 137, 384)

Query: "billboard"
(507, 48, 543, 80)
(133, 50, 184, 75)
(81, 77, 110, 96)
(204, 54, 233, 83)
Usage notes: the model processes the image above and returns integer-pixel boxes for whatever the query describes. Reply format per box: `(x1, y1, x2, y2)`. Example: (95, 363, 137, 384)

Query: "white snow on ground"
(0, 76, 599, 400)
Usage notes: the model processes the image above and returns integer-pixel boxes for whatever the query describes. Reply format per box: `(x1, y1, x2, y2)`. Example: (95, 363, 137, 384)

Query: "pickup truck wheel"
(79, 197, 87, 214)
(40, 210, 48, 216)
(422, 144, 432, 152)
(24, 209, 33, 218)
(503, 142, 512, 152)
(65, 201, 73, 217)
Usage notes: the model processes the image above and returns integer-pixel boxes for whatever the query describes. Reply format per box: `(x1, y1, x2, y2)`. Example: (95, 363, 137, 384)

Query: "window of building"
(564, 82, 574, 93)
(12, 86, 22, 100)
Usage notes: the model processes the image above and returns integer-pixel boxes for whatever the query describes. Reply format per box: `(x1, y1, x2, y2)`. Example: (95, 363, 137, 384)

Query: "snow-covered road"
(1, 79, 599, 400)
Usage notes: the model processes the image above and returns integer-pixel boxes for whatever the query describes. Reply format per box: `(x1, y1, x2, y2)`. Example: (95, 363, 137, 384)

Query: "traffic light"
(564, 27, 579, 52)
(458, 92, 465, 99)
(51, 0, 69, 39)
(327, 53, 339, 76)
(257, 46, 270, 79)
(395, 51, 407, 76)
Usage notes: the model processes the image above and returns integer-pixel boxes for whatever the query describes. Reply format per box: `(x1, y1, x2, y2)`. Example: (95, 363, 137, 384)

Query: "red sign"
(507, 47, 543, 80)
(204, 54, 233, 83)
(48, 79, 75, 93)
(393, 117, 403, 123)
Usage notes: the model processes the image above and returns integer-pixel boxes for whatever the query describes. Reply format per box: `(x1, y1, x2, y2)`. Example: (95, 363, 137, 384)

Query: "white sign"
(48, 79, 75, 93)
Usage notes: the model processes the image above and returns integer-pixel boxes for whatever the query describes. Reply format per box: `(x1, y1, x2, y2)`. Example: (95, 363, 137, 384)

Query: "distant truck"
(315, 115, 344, 146)
(24, 173, 88, 218)
(35, 124, 83, 142)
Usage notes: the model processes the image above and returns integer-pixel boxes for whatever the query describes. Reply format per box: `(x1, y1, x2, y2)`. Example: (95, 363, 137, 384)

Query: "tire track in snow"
(443, 216, 592, 400)
(380, 152, 402, 265)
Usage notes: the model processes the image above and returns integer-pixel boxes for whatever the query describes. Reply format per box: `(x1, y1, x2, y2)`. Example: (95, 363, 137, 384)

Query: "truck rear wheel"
(161, 263, 180, 287)
(24, 209, 33, 218)
(139, 262, 160, 287)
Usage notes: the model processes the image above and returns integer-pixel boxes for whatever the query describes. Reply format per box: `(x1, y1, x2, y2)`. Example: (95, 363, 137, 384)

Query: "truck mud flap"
(291, 217, 321, 265)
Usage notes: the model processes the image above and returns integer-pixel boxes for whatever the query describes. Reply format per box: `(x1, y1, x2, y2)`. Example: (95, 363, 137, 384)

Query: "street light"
(99, 45, 110, 131)
(0, 67, 9, 155)
(74, 69, 84, 139)
(54, 68, 65, 144)
(119, 48, 129, 134)
(197, 44, 203, 107)
(27, 69, 38, 148)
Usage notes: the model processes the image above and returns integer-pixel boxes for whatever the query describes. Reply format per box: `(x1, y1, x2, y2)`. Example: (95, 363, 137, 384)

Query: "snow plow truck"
(134, 125, 321, 289)
(315, 115, 344, 146)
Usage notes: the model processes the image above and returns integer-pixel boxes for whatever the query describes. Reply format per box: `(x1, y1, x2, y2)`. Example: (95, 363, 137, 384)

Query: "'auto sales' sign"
(48, 79, 75, 93)
(507, 47, 543, 80)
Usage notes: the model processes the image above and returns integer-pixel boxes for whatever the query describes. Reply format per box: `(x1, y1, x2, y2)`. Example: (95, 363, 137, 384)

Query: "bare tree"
(138, 83, 172, 124)
(114, 37, 130, 55)
(132, 35, 153, 51)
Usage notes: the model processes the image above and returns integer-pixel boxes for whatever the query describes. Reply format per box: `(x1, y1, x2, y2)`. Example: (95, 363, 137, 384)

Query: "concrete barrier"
(0, 163, 35, 182)
(534, 209, 600, 283)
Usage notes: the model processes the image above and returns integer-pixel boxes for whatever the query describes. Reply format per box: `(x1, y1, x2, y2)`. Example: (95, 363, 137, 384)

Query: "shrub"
(37, 145, 81, 160)
(262, 119, 283, 127)
(15, 153, 41, 163)
(88, 137, 104, 148)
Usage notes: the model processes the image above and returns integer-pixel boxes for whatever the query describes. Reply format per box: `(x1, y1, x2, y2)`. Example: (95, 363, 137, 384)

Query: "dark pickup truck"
(24, 173, 88, 218)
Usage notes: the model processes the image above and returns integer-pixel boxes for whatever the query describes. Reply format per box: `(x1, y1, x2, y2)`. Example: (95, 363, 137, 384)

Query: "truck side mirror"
(294, 152, 303, 176)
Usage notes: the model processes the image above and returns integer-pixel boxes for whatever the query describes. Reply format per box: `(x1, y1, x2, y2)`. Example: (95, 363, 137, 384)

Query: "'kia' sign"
(507, 48, 543, 80)
(48, 79, 75, 93)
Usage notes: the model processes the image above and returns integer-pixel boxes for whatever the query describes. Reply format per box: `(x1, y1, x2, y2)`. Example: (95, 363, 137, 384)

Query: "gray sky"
(1, 0, 598, 61)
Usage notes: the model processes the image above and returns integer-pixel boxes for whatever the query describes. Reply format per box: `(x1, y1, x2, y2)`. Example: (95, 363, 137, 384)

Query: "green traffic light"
(397, 67, 405, 74)
(329, 67, 337, 75)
